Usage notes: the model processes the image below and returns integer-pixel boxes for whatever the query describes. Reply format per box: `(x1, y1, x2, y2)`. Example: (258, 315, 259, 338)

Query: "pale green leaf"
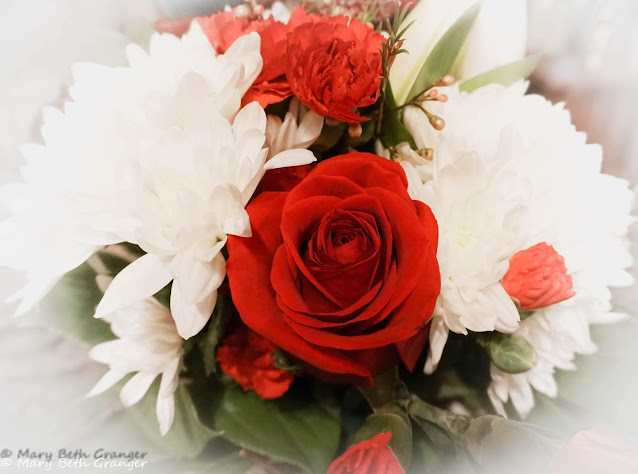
(40, 262, 114, 346)
(459, 54, 542, 93)
(406, 2, 482, 102)
(128, 381, 221, 460)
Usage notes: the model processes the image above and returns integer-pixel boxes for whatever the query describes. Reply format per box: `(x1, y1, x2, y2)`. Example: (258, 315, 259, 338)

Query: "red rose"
(216, 324, 294, 399)
(285, 9, 384, 123)
(227, 153, 440, 386)
(502, 242, 575, 310)
(198, 11, 292, 107)
(327, 432, 404, 474)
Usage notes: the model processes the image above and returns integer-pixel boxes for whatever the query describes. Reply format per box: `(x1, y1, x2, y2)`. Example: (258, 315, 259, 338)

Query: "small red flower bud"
(327, 432, 404, 474)
(502, 242, 575, 310)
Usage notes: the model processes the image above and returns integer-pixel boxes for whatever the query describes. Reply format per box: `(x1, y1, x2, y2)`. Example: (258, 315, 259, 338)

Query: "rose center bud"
(303, 209, 382, 308)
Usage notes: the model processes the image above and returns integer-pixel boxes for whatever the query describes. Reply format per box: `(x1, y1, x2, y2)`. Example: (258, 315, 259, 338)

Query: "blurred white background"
(0, 0, 637, 471)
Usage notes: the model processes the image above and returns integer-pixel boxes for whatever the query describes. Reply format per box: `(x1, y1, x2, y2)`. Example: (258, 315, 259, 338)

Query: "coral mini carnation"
(285, 10, 384, 123)
(227, 153, 440, 386)
(327, 432, 404, 474)
(502, 242, 575, 310)
(217, 325, 293, 399)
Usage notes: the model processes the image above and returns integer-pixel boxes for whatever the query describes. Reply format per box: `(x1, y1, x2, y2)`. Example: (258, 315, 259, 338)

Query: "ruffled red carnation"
(216, 325, 294, 399)
(285, 9, 384, 123)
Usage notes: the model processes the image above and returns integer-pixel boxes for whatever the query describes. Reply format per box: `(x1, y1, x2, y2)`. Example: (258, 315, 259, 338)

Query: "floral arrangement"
(1, 0, 635, 472)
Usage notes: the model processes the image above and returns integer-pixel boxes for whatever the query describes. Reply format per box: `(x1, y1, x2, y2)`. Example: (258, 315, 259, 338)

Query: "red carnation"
(502, 242, 575, 310)
(285, 9, 385, 123)
(216, 325, 294, 399)
(227, 153, 440, 386)
(198, 11, 292, 107)
(327, 432, 404, 474)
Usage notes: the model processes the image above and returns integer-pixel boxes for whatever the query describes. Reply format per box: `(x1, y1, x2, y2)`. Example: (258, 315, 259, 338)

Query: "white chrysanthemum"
(88, 292, 182, 436)
(0, 24, 315, 339)
(402, 81, 633, 414)
(265, 98, 324, 159)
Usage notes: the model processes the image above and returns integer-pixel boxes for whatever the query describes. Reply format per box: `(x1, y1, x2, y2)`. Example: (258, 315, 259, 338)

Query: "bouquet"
(2, 0, 636, 472)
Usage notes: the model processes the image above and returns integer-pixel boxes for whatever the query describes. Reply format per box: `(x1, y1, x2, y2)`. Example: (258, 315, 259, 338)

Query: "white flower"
(88, 293, 182, 436)
(401, 82, 634, 411)
(389, 0, 527, 105)
(0, 25, 316, 339)
(265, 98, 324, 159)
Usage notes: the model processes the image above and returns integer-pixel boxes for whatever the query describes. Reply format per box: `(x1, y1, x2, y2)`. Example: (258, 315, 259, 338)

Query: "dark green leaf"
(198, 295, 233, 376)
(128, 381, 221, 460)
(213, 384, 340, 474)
(40, 262, 114, 346)
(459, 54, 543, 93)
(381, 84, 417, 148)
(358, 367, 410, 411)
(311, 122, 346, 152)
(406, 2, 482, 102)
(488, 333, 537, 374)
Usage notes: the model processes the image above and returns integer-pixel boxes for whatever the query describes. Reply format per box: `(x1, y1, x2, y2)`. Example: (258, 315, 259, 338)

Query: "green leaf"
(40, 262, 114, 346)
(488, 333, 537, 374)
(464, 415, 562, 473)
(128, 381, 221, 460)
(213, 384, 340, 474)
(198, 295, 233, 376)
(459, 54, 543, 93)
(353, 403, 413, 469)
(381, 84, 417, 148)
(311, 121, 346, 152)
(406, 2, 482, 102)
(358, 366, 410, 411)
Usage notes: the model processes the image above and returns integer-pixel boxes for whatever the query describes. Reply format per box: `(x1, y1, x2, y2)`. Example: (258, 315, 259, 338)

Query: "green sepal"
(488, 333, 538, 374)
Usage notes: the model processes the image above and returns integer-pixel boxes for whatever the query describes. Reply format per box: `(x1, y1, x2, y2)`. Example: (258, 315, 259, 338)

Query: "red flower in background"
(198, 11, 292, 107)
(227, 153, 440, 386)
(285, 9, 384, 123)
(217, 325, 294, 399)
(502, 242, 575, 310)
(327, 432, 404, 474)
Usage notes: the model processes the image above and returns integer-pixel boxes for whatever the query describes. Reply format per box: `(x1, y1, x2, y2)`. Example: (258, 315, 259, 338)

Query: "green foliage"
(197, 294, 233, 376)
(212, 384, 341, 474)
(459, 54, 542, 93)
(380, 84, 417, 148)
(406, 2, 482, 102)
(40, 262, 114, 346)
(128, 381, 221, 460)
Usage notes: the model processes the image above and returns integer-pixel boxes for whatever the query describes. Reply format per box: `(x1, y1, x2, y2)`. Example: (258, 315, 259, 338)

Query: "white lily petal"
(425, 317, 449, 374)
(223, 32, 263, 95)
(120, 371, 158, 407)
(170, 284, 217, 339)
(159, 358, 181, 399)
(87, 369, 128, 398)
(94, 254, 172, 318)
(233, 100, 267, 136)
(157, 394, 176, 437)
(265, 149, 317, 171)
(295, 110, 324, 149)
